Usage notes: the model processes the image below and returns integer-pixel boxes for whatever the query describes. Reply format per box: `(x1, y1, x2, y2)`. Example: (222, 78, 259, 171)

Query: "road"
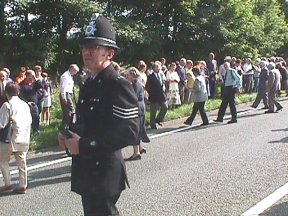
(0, 98, 288, 216)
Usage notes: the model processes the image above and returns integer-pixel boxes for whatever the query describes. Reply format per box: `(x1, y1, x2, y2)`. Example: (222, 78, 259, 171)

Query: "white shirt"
(219, 64, 226, 79)
(138, 72, 147, 86)
(243, 63, 253, 75)
(60, 70, 74, 100)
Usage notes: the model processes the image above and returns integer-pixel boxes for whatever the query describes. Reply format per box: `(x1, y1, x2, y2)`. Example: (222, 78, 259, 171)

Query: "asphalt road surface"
(0, 99, 288, 216)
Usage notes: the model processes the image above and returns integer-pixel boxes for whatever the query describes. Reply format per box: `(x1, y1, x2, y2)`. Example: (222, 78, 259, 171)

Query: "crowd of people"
(0, 65, 53, 130)
(0, 53, 287, 195)
(114, 54, 287, 130)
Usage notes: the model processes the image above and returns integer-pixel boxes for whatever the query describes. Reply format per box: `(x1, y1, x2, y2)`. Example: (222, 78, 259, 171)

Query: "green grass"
(30, 121, 60, 151)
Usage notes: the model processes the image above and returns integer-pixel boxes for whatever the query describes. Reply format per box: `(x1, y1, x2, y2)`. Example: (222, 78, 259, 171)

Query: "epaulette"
(115, 75, 125, 81)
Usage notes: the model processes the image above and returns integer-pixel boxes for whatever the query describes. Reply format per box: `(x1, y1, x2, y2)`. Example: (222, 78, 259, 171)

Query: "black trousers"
(59, 93, 75, 127)
(217, 86, 237, 121)
(30, 103, 40, 132)
(252, 90, 268, 108)
(209, 79, 216, 99)
(186, 101, 208, 124)
(149, 101, 168, 128)
(81, 194, 120, 216)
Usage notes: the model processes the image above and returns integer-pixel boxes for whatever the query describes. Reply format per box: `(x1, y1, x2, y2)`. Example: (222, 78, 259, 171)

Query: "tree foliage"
(1, 0, 288, 77)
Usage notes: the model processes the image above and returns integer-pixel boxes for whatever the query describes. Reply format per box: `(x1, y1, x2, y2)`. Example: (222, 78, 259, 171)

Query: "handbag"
(0, 102, 13, 143)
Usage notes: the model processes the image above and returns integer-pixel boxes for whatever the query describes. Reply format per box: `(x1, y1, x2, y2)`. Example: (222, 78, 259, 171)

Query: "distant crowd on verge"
(1, 54, 288, 133)
(111, 54, 288, 130)
(0, 66, 53, 133)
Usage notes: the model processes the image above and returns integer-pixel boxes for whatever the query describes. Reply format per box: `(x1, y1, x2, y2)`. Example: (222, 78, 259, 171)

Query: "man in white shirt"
(59, 64, 79, 127)
(242, 58, 254, 93)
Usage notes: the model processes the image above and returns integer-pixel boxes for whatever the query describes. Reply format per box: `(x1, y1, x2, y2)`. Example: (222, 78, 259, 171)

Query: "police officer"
(58, 13, 140, 216)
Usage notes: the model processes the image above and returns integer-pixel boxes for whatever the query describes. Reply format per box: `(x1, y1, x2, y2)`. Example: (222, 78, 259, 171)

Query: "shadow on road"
(268, 137, 288, 144)
(27, 164, 71, 189)
(237, 112, 265, 119)
(269, 127, 288, 144)
(260, 201, 288, 216)
(271, 128, 288, 132)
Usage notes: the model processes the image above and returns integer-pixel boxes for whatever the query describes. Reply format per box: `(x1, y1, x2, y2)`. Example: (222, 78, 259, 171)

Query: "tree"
(1, 0, 99, 77)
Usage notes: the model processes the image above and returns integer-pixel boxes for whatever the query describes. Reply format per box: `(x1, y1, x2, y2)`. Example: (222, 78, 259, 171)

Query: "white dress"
(43, 85, 52, 108)
(166, 70, 181, 106)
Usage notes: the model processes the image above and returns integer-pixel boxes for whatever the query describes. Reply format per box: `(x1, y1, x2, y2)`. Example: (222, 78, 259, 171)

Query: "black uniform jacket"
(71, 64, 140, 197)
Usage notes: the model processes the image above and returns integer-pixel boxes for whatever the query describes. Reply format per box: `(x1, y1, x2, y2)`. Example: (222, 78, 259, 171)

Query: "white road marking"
(241, 182, 288, 216)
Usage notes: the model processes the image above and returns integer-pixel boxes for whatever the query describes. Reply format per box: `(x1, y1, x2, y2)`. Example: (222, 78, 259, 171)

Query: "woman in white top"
(184, 67, 209, 126)
(166, 62, 181, 109)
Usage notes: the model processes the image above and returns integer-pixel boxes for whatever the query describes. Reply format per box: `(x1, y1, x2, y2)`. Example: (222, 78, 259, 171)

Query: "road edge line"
(241, 182, 288, 216)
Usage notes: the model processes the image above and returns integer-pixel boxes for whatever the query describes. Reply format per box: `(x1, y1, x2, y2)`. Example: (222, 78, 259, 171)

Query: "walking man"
(265, 62, 283, 113)
(214, 62, 242, 124)
(251, 61, 269, 109)
(146, 61, 168, 129)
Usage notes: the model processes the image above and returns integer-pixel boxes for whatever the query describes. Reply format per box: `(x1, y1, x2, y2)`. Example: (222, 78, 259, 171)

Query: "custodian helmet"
(81, 13, 120, 50)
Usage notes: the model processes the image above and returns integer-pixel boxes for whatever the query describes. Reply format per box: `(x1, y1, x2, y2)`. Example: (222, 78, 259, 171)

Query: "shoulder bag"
(0, 102, 13, 143)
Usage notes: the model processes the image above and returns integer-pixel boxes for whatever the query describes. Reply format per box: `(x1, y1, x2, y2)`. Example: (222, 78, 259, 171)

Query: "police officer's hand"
(65, 132, 81, 155)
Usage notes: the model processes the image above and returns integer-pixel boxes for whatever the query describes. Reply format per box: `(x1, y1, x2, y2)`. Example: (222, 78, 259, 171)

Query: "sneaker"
(13, 187, 27, 194)
(0, 185, 12, 193)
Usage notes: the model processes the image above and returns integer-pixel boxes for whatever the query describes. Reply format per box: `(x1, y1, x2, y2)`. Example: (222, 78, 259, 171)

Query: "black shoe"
(150, 125, 157, 129)
(213, 119, 223, 123)
(227, 120, 237, 124)
(184, 120, 192, 126)
(264, 110, 276, 114)
(250, 105, 257, 108)
(261, 107, 269, 110)
(276, 106, 283, 112)
(140, 148, 147, 154)
(125, 154, 141, 161)
(200, 123, 209, 126)
(156, 121, 163, 126)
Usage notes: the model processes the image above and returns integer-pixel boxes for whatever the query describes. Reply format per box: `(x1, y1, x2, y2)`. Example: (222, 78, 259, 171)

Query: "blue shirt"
(224, 68, 242, 88)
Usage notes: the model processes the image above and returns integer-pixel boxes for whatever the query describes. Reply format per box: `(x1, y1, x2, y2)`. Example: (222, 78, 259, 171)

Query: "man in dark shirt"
(176, 58, 187, 103)
(19, 70, 43, 133)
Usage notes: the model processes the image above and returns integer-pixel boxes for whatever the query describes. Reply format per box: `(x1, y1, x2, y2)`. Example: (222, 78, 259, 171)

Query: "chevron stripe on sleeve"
(112, 105, 139, 119)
